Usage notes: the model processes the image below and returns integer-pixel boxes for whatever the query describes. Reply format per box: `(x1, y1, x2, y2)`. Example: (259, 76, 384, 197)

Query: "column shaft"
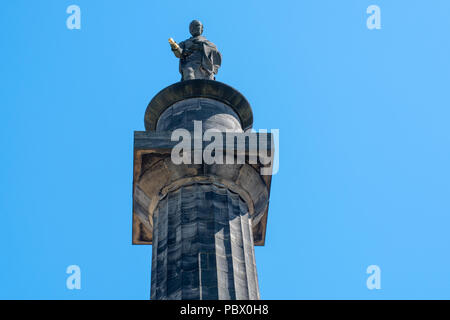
(150, 183, 259, 300)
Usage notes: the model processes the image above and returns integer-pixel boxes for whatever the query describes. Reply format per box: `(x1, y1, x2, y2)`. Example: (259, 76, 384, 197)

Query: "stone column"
(132, 80, 274, 300)
(150, 183, 259, 300)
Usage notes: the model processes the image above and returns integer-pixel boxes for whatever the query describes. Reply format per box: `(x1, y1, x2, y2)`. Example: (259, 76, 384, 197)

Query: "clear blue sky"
(1, 0, 450, 299)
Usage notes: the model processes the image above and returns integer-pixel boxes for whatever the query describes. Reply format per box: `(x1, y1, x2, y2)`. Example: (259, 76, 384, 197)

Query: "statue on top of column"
(168, 20, 222, 81)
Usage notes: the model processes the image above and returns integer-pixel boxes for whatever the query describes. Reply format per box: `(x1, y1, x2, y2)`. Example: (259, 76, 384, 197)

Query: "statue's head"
(189, 20, 203, 37)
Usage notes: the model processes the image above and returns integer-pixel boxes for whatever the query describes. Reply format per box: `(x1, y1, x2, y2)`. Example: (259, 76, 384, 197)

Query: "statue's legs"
(182, 67, 196, 81)
(182, 65, 214, 81)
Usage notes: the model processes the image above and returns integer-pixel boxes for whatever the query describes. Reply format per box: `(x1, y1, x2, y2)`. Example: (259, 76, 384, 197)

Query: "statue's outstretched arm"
(169, 38, 182, 58)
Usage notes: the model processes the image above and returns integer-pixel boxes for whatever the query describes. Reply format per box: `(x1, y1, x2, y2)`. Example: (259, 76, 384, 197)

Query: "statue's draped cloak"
(179, 36, 222, 79)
